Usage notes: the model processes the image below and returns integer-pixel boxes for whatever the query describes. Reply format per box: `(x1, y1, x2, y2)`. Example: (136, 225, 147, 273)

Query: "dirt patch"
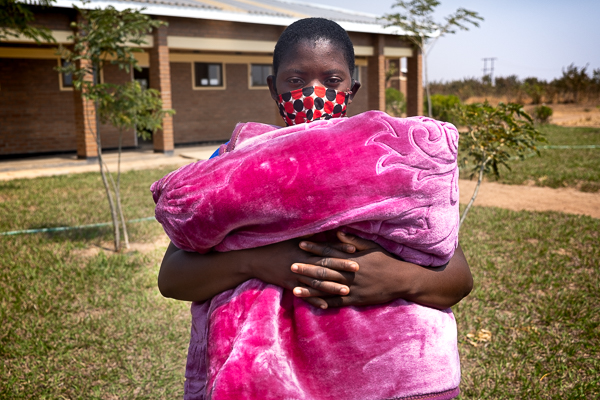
(70, 235, 170, 259)
(463, 99, 600, 128)
(533, 103, 600, 127)
(459, 179, 600, 219)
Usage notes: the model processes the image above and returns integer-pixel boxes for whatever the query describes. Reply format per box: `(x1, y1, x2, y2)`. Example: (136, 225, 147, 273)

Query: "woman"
(157, 18, 472, 400)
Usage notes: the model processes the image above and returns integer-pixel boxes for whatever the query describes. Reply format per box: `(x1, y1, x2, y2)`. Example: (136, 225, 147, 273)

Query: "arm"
(291, 232, 473, 310)
(157, 239, 357, 302)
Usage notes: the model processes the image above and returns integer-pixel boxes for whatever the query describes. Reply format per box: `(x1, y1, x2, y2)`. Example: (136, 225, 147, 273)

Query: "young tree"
(555, 63, 590, 103)
(0, 0, 56, 43)
(58, 5, 173, 251)
(383, 0, 483, 117)
(453, 101, 546, 227)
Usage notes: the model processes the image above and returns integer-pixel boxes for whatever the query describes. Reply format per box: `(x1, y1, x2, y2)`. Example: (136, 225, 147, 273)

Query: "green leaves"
(56, 5, 170, 136)
(95, 82, 175, 139)
(453, 101, 547, 179)
(383, 0, 483, 47)
(0, 0, 57, 43)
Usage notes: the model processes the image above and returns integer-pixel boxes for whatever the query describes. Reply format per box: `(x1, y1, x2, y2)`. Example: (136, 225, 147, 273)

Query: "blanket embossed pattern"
(151, 111, 462, 400)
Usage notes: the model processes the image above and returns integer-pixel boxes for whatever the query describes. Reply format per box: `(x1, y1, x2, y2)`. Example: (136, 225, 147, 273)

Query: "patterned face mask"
(276, 86, 350, 126)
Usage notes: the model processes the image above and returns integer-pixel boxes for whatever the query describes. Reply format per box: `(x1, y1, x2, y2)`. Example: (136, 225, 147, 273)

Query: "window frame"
(192, 62, 226, 90)
(58, 58, 73, 91)
(248, 63, 272, 90)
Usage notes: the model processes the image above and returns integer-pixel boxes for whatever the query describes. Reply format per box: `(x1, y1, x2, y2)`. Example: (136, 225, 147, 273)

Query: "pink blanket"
(151, 111, 462, 399)
(152, 111, 459, 267)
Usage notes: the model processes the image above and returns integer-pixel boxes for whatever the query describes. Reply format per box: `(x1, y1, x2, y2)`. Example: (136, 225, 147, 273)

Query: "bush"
(385, 88, 406, 116)
(427, 94, 461, 123)
(534, 104, 553, 123)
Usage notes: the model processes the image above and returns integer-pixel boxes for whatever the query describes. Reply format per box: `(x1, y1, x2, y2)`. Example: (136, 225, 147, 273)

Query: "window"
(194, 62, 223, 88)
(250, 64, 272, 87)
(60, 59, 73, 90)
(134, 67, 150, 90)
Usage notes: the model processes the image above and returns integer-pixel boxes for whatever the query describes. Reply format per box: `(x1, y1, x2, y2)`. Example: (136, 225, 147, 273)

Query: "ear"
(267, 75, 279, 101)
(348, 80, 361, 105)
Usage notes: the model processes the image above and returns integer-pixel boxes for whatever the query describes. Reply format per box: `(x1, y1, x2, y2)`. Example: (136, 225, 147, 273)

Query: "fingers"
(324, 296, 350, 308)
(293, 275, 349, 296)
(301, 296, 329, 310)
(337, 231, 378, 252)
(299, 241, 356, 258)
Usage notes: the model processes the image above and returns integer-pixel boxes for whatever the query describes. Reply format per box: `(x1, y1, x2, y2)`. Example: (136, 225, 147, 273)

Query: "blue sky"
(297, 0, 600, 83)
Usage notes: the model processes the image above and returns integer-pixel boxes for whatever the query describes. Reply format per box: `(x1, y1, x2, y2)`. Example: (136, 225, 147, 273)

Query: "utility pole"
(482, 57, 497, 85)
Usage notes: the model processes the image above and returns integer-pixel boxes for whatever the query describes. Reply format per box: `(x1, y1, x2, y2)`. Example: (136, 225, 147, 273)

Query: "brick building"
(0, 0, 422, 159)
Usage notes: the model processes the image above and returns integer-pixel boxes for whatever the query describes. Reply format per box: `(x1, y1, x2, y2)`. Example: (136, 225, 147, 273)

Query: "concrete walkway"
(0, 144, 221, 181)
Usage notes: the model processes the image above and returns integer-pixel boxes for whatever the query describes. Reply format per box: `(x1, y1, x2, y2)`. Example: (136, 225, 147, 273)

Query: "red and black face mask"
(275, 81, 360, 126)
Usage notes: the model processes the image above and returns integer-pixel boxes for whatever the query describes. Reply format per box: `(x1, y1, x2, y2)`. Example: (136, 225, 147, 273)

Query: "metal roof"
(52, 0, 406, 35)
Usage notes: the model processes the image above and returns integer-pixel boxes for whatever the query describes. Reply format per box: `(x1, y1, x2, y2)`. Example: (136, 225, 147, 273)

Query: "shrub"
(427, 94, 461, 124)
(385, 88, 406, 116)
(534, 105, 553, 124)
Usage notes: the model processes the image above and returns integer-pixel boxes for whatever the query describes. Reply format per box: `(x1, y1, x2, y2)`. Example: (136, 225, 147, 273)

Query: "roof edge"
(52, 0, 407, 35)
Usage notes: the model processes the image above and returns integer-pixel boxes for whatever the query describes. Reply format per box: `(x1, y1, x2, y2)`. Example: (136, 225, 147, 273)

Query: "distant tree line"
(429, 64, 600, 104)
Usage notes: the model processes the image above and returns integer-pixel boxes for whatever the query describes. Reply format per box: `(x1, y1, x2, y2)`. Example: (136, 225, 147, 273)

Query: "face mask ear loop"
(349, 80, 361, 101)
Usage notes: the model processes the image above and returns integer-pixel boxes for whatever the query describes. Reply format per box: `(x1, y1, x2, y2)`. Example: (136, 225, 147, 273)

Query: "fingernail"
(340, 287, 349, 294)
(293, 288, 302, 296)
(320, 304, 327, 309)
(299, 242, 308, 248)
(291, 264, 298, 272)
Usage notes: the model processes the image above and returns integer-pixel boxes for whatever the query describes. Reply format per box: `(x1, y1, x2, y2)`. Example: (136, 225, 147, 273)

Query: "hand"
(247, 238, 360, 305)
(291, 232, 402, 309)
(293, 233, 473, 310)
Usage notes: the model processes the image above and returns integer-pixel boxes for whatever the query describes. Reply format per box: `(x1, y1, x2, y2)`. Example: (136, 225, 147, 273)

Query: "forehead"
(278, 39, 350, 73)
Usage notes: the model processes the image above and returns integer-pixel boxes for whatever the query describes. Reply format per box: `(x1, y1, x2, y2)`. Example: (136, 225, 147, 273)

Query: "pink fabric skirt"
(184, 279, 460, 400)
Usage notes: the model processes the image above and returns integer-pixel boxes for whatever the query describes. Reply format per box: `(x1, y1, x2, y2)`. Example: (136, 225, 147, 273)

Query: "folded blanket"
(152, 110, 460, 267)
(151, 111, 462, 400)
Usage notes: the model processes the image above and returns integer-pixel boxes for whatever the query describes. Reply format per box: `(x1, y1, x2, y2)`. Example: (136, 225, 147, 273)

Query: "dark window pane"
(195, 62, 223, 87)
(251, 64, 272, 87)
(352, 66, 360, 82)
(61, 59, 73, 87)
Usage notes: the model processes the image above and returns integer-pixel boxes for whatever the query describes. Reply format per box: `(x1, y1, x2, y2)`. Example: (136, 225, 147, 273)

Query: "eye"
(286, 77, 304, 86)
(324, 77, 344, 88)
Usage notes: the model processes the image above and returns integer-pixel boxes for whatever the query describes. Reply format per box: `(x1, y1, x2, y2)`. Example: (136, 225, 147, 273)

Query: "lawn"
(460, 124, 600, 192)
(1, 167, 599, 398)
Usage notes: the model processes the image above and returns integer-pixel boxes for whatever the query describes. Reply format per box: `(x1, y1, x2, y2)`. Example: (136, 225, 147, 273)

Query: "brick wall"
(0, 58, 136, 157)
(33, 9, 76, 30)
(0, 58, 77, 156)
(171, 62, 280, 143)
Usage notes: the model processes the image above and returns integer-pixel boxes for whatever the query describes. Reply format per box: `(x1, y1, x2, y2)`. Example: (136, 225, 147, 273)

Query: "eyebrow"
(280, 68, 347, 75)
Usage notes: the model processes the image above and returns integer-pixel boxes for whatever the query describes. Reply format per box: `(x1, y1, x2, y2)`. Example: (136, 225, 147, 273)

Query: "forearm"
(158, 242, 253, 302)
(397, 244, 473, 309)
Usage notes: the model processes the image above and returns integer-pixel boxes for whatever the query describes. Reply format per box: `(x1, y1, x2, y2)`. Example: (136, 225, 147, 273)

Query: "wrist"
(233, 248, 257, 280)
(388, 260, 424, 301)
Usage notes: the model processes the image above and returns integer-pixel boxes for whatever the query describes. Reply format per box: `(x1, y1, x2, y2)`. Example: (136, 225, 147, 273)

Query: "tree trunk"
(115, 128, 129, 249)
(459, 158, 489, 229)
(423, 44, 432, 118)
(89, 60, 120, 252)
(93, 102, 120, 251)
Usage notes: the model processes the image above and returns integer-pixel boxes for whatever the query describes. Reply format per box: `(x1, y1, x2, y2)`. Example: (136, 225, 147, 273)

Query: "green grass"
(460, 125, 600, 192)
(457, 206, 600, 398)
(0, 168, 191, 399)
(0, 167, 176, 232)
(1, 168, 599, 398)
